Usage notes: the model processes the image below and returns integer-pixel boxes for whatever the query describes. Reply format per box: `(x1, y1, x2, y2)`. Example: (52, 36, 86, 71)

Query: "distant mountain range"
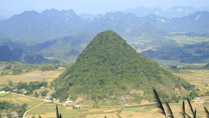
(0, 35, 92, 63)
(0, 38, 25, 49)
(156, 11, 209, 33)
(30, 34, 93, 63)
(0, 9, 209, 44)
(0, 17, 3, 22)
(0, 38, 50, 64)
(0, 9, 85, 43)
(0, 45, 48, 64)
(125, 6, 198, 18)
(1, 8, 209, 64)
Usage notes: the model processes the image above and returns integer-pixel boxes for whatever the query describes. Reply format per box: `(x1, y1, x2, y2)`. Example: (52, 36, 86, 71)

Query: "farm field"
(1, 69, 209, 118)
(26, 69, 209, 117)
(0, 92, 10, 97)
(1, 93, 209, 118)
(169, 36, 209, 45)
(0, 70, 63, 87)
(25, 101, 209, 118)
(0, 93, 44, 109)
(174, 69, 209, 92)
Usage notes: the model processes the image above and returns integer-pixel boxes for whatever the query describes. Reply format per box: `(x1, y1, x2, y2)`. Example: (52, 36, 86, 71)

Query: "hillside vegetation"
(53, 30, 193, 104)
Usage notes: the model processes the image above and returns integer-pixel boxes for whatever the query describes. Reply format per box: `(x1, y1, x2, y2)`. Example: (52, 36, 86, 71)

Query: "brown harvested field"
(86, 113, 118, 118)
(174, 70, 209, 87)
(0, 93, 44, 108)
(174, 69, 209, 94)
(0, 70, 62, 86)
(120, 103, 209, 118)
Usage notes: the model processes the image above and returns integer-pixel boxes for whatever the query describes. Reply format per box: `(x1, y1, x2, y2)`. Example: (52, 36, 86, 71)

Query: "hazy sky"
(0, 0, 209, 18)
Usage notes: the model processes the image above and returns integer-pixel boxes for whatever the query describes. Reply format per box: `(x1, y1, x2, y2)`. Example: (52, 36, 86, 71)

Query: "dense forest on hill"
(53, 31, 194, 103)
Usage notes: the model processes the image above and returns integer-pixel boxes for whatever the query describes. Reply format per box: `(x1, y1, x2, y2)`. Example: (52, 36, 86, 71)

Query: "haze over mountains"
(0, 6, 209, 64)
(126, 6, 201, 18)
(0, 6, 209, 43)
(0, 17, 3, 22)
(0, 45, 48, 64)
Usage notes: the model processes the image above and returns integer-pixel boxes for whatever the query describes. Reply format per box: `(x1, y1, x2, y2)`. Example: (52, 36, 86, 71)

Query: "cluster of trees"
(2, 81, 48, 95)
(35, 90, 48, 97)
(40, 63, 65, 71)
(0, 64, 29, 75)
(0, 62, 67, 76)
(0, 101, 27, 118)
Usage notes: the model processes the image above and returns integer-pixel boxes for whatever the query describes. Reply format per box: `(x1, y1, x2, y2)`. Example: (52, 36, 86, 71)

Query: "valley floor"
(0, 69, 209, 118)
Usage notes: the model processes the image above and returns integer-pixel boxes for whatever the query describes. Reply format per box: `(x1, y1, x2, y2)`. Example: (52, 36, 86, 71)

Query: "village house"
(66, 100, 73, 104)
(9, 111, 19, 118)
(63, 100, 73, 107)
(0, 91, 5, 94)
(21, 89, 27, 94)
(45, 96, 53, 103)
(40, 86, 45, 89)
(195, 98, 200, 103)
(73, 105, 81, 109)
(13, 89, 18, 92)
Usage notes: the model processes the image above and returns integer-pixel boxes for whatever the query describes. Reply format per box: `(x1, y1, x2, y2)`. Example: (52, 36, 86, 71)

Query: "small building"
(74, 105, 81, 109)
(63, 101, 73, 107)
(58, 67, 66, 70)
(45, 96, 53, 103)
(194, 98, 203, 104)
(63, 103, 66, 107)
(195, 98, 200, 101)
(40, 86, 45, 89)
(46, 96, 52, 100)
(66, 100, 73, 105)
(21, 89, 27, 94)
(0, 91, 5, 94)
(10, 111, 19, 118)
(195, 98, 200, 103)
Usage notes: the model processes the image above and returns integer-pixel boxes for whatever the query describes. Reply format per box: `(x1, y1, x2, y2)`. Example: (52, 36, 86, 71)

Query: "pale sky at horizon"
(0, 0, 209, 18)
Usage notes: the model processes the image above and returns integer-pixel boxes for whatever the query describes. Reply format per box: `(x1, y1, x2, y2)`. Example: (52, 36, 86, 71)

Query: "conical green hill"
(53, 30, 193, 103)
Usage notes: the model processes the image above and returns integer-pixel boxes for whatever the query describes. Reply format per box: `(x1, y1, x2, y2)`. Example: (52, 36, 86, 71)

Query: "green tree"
(41, 90, 48, 97)
(8, 81, 13, 86)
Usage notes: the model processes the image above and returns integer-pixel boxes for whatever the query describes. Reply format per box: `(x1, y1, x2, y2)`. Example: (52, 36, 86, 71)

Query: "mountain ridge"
(0, 45, 49, 64)
(0, 9, 209, 43)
